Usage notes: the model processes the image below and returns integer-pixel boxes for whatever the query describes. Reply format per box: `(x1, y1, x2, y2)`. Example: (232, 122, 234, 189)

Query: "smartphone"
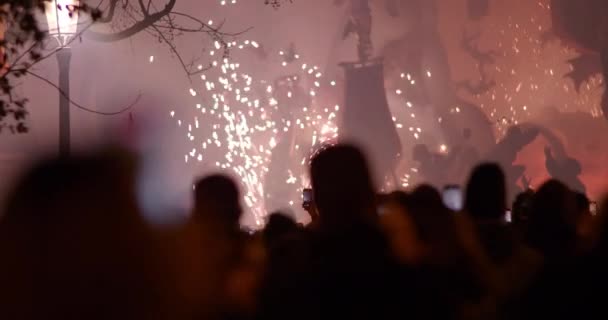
(590, 202, 598, 216)
(303, 188, 313, 204)
(443, 185, 463, 211)
(505, 209, 512, 223)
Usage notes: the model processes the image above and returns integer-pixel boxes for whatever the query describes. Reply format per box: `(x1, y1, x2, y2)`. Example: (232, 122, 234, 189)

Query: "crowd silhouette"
(0, 144, 606, 320)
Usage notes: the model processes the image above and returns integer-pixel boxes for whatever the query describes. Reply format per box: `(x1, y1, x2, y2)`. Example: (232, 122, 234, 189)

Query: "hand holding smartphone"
(442, 185, 463, 212)
(303, 188, 313, 205)
(302, 188, 319, 223)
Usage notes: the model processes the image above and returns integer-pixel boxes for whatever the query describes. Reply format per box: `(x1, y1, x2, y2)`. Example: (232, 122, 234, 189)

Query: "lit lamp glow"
(45, 0, 80, 45)
(44, 0, 80, 156)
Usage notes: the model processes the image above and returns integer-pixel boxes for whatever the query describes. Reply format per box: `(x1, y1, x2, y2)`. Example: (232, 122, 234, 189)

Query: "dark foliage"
(0, 0, 101, 133)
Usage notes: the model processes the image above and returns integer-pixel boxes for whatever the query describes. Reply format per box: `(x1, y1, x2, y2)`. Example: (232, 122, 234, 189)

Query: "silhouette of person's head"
(379, 190, 427, 265)
(409, 185, 443, 210)
(465, 163, 507, 221)
(0, 149, 176, 319)
(310, 144, 376, 227)
(527, 179, 577, 257)
(263, 212, 299, 247)
(194, 175, 242, 228)
(512, 189, 534, 225)
(387, 190, 412, 216)
(407, 185, 465, 264)
(408, 185, 451, 236)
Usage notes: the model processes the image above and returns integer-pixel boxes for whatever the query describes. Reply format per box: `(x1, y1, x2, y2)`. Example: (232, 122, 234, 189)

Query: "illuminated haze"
(1, 0, 606, 226)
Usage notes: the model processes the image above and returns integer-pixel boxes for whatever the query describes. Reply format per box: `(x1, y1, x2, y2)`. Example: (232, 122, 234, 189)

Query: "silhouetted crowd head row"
(0, 144, 606, 319)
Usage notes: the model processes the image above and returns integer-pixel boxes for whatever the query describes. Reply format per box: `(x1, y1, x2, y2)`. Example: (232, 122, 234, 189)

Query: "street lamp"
(45, 0, 80, 157)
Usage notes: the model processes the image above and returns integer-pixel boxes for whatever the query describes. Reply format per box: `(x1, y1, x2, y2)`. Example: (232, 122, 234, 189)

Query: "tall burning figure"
(337, 0, 497, 187)
(336, 0, 402, 185)
(349, 0, 547, 195)
(342, 0, 373, 62)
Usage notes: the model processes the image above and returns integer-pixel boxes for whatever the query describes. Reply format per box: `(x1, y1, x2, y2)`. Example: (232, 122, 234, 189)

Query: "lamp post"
(45, 0, 80, 157)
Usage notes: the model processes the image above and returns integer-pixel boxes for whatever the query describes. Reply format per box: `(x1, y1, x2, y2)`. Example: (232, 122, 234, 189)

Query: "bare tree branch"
(82, 0, 252, 83)
(2, 1, 253, 133)
(26, 69, 141, 115)
(86, 0, 176, 42)
(137, 0, 149, 17)
(96, 0, 121, 23)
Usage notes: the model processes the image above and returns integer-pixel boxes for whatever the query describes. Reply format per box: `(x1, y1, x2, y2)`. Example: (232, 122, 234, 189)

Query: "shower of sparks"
(167, 0, 605, 224)
(466, 0, 604, 137)
(172, 31, 436, 217)
(172, 47, 428, 220)
(172, 39, 338, 225)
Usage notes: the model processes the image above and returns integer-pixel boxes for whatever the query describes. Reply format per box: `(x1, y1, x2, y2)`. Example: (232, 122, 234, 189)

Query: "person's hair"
(388, 190, 410, 212)
(407, 185, 448, 241)
(512, 189, 534, 224)
(0, 149, 169, 319)
(465, 163, 507, 221)
(194, 174, 242, 226)
(407, 185, 468, 265)
(1, 149, 139, 226)
(526, 180, 578, 257)
(263, 212, 299, 246)
(310, 144, 376, 227)
(376, 193, 391, 209)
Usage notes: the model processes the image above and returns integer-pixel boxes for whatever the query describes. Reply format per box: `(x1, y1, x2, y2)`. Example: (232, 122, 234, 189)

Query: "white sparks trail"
(167, 0, 603, 225)
(168, 11, 428, 223)
(469, 0, 604, 136)
(172, 38, 339, 225)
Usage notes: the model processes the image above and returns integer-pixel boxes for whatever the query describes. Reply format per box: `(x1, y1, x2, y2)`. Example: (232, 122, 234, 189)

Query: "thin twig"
(26, 70, 140, 115)
(86, 0, 177, 41)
